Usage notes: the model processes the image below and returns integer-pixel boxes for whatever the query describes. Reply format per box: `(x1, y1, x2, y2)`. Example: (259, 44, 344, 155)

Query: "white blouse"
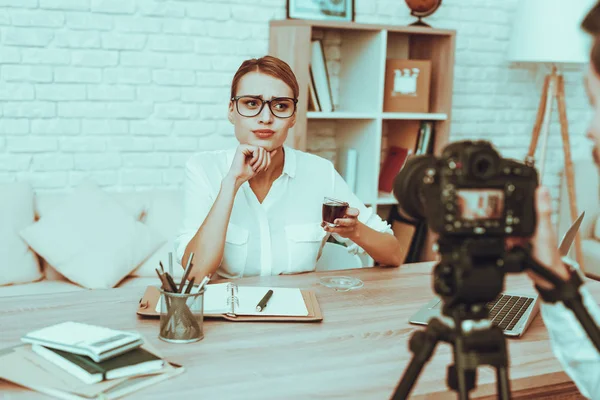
(541, 286, 600, 398)
(174, 145, 394, 279)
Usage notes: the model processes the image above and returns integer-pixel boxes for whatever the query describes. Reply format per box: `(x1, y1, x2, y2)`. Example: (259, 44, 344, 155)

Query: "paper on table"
(234, 286, 308, 316)
(155, 283, 309, 317)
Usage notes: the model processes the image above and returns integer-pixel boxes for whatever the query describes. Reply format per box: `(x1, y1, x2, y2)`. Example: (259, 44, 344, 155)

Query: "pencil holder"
(158, 287, 204, 344)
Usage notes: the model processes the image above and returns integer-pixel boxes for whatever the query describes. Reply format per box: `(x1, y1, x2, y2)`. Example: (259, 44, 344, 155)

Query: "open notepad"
(155, 283, 309, 317)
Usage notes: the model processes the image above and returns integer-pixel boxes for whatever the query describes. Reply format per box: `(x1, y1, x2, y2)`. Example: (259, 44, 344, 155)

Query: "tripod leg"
(527, 74, 551, 163)
(392, 318, 449, 400)
(447, 364, 475, 400)
(496, 366, 511, 400)
(556, 75, 585, 270)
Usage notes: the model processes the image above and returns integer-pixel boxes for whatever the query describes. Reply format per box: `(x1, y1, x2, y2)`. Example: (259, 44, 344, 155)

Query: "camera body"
(393, 140, 539, 312)
(394, 140, 538, 238)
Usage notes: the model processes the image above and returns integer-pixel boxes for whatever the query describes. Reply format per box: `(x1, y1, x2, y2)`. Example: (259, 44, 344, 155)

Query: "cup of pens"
(155, 252, 210, 344)
(158, 286, 204, 344)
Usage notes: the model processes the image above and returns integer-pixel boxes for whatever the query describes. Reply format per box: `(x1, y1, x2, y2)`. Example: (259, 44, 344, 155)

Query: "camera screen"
(456, 189, 504, 220)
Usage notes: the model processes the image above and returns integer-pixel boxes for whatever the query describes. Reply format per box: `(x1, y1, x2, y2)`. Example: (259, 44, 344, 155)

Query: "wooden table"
(0, 262, 595, 399)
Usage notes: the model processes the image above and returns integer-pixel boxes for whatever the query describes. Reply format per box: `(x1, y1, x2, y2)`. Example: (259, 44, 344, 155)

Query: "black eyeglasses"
(231, 95, 298, 119)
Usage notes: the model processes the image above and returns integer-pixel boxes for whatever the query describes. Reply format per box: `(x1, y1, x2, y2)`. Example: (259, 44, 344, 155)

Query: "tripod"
(392, 243, 600, 400)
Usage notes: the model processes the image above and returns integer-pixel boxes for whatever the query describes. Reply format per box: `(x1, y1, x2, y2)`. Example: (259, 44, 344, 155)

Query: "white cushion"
(35, 191, 149, 281)
(131, 190, 184, 278)
(20, 181, 165, 289)
(0, 182, 42, 286)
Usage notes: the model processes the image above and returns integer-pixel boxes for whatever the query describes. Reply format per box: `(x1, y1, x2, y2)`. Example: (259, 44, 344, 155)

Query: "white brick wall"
(0, 0, 594, 223)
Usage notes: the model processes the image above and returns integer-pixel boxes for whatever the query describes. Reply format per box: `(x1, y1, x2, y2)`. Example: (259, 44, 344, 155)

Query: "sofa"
(0, 182, 184, 298)
(558, 159, 600, 278)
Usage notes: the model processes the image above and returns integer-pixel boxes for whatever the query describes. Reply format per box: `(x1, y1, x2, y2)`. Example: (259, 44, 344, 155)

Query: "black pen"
(256, 289, 274, 312)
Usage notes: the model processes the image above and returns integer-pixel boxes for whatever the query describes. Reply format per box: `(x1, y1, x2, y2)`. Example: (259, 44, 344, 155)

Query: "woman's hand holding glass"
(321, 207, 361, 240)
(226, 144, 278, 186)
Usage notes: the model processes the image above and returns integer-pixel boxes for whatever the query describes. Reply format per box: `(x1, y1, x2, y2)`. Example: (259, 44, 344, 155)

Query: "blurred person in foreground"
(521, 2, 600, 397)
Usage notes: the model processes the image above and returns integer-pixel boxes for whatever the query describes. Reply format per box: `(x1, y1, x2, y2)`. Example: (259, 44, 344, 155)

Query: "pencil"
(178, 252, 195, 293)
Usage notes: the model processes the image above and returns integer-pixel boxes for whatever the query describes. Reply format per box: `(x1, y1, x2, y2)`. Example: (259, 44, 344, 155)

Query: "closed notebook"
(155, 283, 309, 317)
(31, 344, 164, 385)
(0, 344, 183, 400)
(21, 322, 143, 363)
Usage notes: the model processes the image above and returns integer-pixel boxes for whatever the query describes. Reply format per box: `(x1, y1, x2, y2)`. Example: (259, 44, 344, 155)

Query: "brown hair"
(230, 55, 299, 99)
(582, 1, 600, 74)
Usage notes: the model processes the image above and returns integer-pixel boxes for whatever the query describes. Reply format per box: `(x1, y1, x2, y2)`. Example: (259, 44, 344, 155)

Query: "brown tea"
(322, 201, 348, 225)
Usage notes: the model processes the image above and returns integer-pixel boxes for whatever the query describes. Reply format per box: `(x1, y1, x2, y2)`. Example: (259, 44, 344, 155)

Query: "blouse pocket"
(285, 223, 327, 273)
(220, 223, 249, 278)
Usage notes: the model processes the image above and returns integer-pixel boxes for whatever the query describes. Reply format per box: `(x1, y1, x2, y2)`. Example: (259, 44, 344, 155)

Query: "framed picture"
(287, 0, 354, 22)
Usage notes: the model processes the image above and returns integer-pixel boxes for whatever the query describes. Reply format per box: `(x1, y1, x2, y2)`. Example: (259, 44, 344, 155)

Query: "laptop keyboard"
(486, 294, 534, 331)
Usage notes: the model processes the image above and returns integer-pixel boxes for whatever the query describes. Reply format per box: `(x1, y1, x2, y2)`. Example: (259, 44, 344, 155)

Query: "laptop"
(408, 212, 585, 337)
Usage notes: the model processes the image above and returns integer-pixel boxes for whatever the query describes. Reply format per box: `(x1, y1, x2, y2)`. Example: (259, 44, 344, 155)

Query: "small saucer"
(319, 276, 364, 292)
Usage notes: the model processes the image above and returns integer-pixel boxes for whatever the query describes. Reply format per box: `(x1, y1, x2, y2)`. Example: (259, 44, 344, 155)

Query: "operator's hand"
(506, 186, 570, 289)
(321, 207, 361, 240)
(226, 144, 277, 186)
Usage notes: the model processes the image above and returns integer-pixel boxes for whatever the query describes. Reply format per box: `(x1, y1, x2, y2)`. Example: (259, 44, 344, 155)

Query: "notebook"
(156, 283, 309, 317)
(137, 284, 323, 322)
(31, 344, 164, 384)
(21, 322, 144, 363)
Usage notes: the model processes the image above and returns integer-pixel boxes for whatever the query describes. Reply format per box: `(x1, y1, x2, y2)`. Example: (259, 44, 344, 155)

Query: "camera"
(393, 140, 539, 310)
(393, 140, 538, 238)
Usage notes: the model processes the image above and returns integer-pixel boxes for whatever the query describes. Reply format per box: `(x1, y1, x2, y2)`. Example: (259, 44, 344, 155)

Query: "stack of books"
(0, 321, 184, 399)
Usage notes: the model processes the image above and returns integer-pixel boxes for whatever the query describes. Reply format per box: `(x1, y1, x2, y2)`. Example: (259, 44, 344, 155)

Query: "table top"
(0, 262, 596, 399)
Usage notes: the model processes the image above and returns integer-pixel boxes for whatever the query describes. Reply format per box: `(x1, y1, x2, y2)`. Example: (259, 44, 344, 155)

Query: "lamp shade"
(508, 0, 595, 64)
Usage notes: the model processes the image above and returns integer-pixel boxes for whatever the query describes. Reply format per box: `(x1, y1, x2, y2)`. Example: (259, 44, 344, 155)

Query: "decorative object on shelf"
(288, 0, 354, 22)
(507, 0, 593, 269)
(405, 0, 442, 27)
(384, 59, 431, 113)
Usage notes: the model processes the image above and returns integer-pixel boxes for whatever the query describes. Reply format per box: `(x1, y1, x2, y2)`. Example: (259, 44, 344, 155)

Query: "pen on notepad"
(256, 289, 274, 312)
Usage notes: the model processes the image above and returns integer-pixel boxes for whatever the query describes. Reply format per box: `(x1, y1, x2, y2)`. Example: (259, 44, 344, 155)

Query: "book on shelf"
(337, 147, 358, 193)
(310, 39, 334, 112)
(378, 146, 412, 193)
(21, 321, 143, 363)
(415, 121, 434, 155)
(308, 67, 321, 112)
(0, 343, 183, 400)
(31, 344, 165, 385)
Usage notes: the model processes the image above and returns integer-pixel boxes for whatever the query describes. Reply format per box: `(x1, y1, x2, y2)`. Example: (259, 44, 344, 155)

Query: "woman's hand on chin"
(226, 144, 278, 186)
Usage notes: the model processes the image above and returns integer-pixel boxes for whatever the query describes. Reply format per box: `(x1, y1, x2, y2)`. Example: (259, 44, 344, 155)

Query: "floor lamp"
(508, 0, 595, 270)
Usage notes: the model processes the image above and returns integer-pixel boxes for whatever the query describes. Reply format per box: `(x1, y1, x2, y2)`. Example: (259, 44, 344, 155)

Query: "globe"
(405, 0, 442, 26)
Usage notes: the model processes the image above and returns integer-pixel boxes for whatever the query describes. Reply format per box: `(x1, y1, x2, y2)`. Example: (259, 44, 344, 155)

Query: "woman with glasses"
(176, 55, 405, 282)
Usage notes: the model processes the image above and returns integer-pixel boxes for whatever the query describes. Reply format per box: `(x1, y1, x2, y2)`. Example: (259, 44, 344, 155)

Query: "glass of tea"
(322, 197, 349, 228)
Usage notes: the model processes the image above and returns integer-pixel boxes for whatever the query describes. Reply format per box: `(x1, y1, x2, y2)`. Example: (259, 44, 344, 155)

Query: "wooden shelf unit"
(269, 20, 456, 264)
